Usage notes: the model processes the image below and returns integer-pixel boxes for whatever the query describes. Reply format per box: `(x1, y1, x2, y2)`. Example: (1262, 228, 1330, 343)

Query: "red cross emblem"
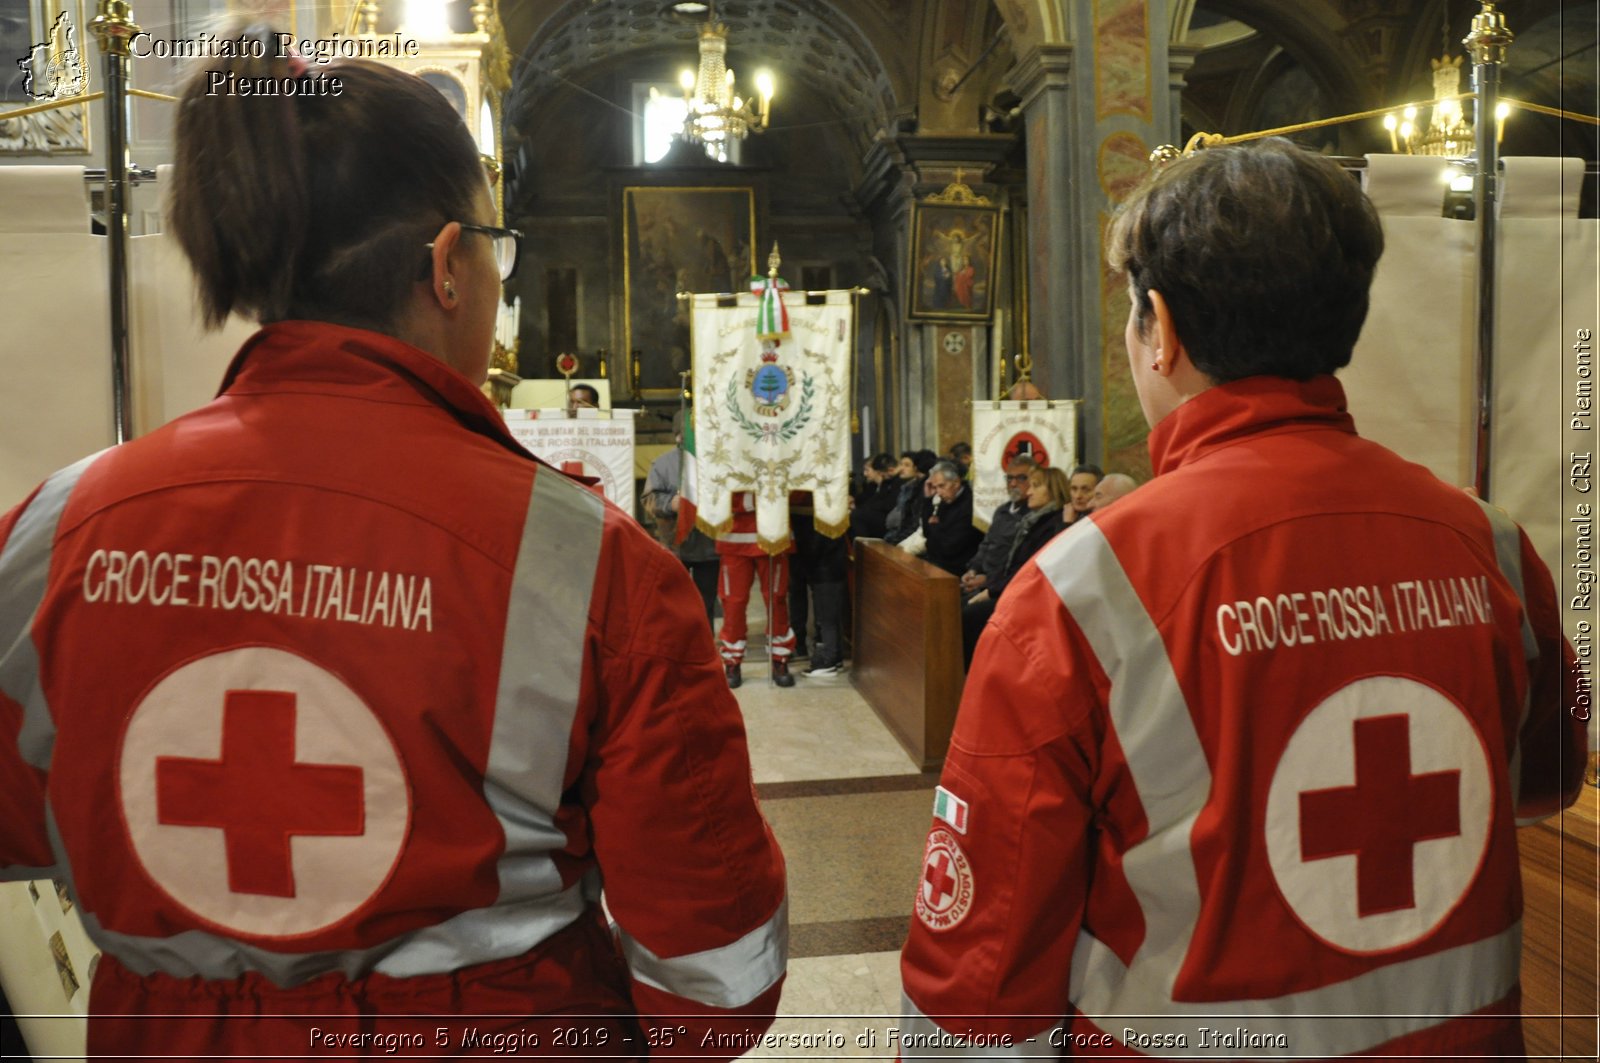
(923, 852, 958, 908)
(915, 829, 974, 931)
(156, 690, 365, 898)
(1298, 714, 1460, 917)
(119, 647, 408, 939)
(560, 460, 585, 476)
(1264, 676, 1491, 954)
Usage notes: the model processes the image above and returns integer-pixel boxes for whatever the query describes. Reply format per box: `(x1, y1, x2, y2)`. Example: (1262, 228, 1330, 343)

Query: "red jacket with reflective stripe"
(0, 322, 786, 1059)
(900, 376, 1585, 1060)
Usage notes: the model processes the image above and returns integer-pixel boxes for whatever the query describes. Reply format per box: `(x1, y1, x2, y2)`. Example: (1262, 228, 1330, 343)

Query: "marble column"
(1011, 1, 1181, 473)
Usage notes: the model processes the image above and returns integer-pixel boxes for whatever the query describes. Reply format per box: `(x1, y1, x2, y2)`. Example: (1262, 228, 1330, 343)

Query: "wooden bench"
(1519, 780, 1598, 1059)
(852, 539, 963, 769)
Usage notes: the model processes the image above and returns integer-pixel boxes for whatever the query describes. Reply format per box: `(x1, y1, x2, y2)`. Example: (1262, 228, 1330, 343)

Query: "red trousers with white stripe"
(717, 554, 796, 664)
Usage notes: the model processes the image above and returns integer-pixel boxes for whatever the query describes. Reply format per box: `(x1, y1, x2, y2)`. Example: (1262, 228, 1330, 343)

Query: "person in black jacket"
(884, 449, 938, 544)
(960, 465, 1071, 665)
(902, 460, 983, 576)
(850, 453, 900, 539)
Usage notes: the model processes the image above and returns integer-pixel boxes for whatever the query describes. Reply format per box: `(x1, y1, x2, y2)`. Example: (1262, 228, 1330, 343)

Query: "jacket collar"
(218, 320, 535, 463)
(1147, 375, 1355, 477)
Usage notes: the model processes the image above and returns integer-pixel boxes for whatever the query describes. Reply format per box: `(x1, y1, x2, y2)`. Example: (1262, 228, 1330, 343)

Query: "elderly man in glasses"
(958, 456, 1037, 600)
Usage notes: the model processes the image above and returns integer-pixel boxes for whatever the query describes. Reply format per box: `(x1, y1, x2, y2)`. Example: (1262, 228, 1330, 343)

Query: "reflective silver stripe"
(720, 532, 759, 544)
(53, 799, 597, 984)
(1473, 498, 1539, 816)
(1473, 498, 1538, 664)
(897, 990, 1061, 1059)
(381, 467, 606, 977)
(1039, 524, 1519, 1056)
(617, 896, 787, 1008)
(0, 453, 102, 773)
(1064, 923, 1519, 1056)
(80, 874, 594, 983)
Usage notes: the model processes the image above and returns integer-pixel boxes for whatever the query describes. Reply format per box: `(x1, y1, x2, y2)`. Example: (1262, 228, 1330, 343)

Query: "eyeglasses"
(459, 223, 523, 281)
(1005, 474, 1030, 483)
(423, 223, 523, 282)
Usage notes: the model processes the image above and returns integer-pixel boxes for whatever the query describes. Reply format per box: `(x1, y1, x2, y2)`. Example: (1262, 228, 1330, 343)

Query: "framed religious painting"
(622, 185, 756, 395)
(908, 200, 1000, 322)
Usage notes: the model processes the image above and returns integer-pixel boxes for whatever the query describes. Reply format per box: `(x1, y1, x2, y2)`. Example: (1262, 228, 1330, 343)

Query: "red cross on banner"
(155, 690, 366, 898)
(1298, 713, 1461, 917)
(560, 460, 584, 476)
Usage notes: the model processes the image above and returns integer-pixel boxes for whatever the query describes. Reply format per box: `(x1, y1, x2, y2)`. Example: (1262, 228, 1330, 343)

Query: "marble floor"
(730, 620, 937, 1053)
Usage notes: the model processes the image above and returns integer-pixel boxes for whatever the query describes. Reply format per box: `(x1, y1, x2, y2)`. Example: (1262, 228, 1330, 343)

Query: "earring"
(1150, 360, 1162, 372)
(443, 281, 456, 302)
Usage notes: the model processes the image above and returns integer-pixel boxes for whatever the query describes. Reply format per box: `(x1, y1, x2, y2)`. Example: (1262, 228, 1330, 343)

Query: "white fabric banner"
(1343, 154, 1597, 750)
(690, 290, 854, 548)
(503, 408, 638, 508)
(970, 400, 1080, 529)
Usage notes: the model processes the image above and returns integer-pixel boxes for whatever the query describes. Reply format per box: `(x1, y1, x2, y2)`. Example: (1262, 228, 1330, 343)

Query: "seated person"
(961, 456, 1037, 598)
(900, 460, 983, 576)
(1063, 463, 1103, 529)
(850, 453, 900, 539)
(961, 465, 1071, 664)
(567, 382, 599, 409)
(948, 441, 974, 480)
(883, 449, 937, 544)
(1091, 471, 1139, 511)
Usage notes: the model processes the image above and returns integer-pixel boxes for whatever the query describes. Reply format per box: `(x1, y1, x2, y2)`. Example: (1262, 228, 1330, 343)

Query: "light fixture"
(1380, 10, 1511, 157)
(679, 0, 772, 155)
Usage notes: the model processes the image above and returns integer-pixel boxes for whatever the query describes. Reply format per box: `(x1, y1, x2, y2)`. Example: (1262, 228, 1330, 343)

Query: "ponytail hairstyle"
(170, 26, 485, 330)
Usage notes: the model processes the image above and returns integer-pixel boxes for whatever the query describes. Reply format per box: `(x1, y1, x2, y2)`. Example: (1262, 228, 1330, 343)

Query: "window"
(634, 82, 738, 165)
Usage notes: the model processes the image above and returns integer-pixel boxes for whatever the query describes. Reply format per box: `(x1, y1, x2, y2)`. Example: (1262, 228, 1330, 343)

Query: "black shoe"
(725, 663, 742, 689)
(771, 658, 796, 688)
(802, 660, 842, 678)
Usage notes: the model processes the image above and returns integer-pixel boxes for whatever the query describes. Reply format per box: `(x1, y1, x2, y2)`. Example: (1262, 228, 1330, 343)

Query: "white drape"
(0, 166, 253, 506)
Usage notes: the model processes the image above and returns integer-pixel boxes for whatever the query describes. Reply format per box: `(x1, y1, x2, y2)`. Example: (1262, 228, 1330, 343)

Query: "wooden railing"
(852, 540, 963, 769)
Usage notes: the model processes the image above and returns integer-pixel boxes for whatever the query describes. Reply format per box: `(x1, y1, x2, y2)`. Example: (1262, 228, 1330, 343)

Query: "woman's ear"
(1146, 290, 1186, 376)
(428, 221, 464, 308)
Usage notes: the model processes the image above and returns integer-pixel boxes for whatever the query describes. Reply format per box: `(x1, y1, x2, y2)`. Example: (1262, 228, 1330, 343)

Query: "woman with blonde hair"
(961, 464, 1071, 663)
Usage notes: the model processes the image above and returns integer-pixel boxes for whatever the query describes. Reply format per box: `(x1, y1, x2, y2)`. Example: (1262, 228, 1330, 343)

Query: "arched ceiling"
(506, 0, 898, 148)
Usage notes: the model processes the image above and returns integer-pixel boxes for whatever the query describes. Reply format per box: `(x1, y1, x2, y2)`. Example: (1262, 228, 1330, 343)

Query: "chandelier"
(678, 1, 772, 151)
(1384, 54, 1477, 156)
(1381, 9, 1512, 158)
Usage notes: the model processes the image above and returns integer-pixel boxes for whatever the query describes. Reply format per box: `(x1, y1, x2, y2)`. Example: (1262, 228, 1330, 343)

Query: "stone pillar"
(1168, 42, 1201, 145)
(1011, 2, 1179, 474)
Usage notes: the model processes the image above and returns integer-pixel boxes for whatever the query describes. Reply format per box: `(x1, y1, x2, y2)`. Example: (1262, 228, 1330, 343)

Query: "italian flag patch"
(933, 786, 969, 834)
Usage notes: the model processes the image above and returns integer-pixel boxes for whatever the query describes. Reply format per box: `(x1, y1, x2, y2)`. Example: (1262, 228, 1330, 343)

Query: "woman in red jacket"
(0, 29, 785, 1060)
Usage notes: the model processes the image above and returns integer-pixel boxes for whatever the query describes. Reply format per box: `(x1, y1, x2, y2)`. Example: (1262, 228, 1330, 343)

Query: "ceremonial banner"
(970, 400, 1081, 530)
(690, 289, 854, 550)
(503, 408, 638, 508)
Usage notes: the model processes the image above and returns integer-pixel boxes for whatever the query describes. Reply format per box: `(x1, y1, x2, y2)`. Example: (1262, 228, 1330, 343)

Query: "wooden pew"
(1518, 780, 1598, 1060)
(852, 539, 963, 769)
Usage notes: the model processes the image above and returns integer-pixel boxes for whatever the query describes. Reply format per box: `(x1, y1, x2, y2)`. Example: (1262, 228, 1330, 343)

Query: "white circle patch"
(915, 828, 975, 932)
(118, 647, 409, 939)
(1264, 676, 1491, 954)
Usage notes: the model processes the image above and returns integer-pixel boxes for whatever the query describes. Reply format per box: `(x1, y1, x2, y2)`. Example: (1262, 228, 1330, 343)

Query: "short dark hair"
(1071, 463, 1104, 480)
(570, 384, 600, 405)
(950, 442, 973, 460)
(868, 453, 896, 474)
(1107, 138, 1384, 383)
(913, 449, 939, 475)
(171, 27, 485, 330)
